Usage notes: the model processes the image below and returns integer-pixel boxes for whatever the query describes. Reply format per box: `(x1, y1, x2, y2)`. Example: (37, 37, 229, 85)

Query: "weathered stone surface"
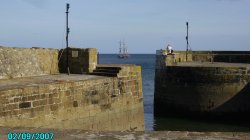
(0, 46, 99, 79)
(157, 50, 250, 63)
(0, 46, 144, 131)
(0, 71, 144, 131)
(0, 46, 59, 79)
(0, 127, 250, 140)
(59, 47, 97, 73)
(155, 50, 250, 116)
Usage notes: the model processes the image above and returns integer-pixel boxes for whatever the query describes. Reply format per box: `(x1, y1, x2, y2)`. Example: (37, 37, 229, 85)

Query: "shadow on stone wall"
(58, 48, 97, 74)
(214, 82, 250, 116)
(154, 82, 250, 132)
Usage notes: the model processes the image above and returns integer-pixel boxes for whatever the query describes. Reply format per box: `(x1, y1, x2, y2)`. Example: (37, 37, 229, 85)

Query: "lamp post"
(66, 3, 70, 75)
(186, 22, 189, 61)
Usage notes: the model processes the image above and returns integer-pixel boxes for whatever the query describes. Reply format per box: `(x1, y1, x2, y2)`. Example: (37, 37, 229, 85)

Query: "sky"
(0, 0, 250, 54)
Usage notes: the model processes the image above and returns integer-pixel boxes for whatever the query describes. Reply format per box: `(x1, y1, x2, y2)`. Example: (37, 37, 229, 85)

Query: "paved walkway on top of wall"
(173, 62, 250, 68)
(0, 127, 250, 140)
(0, 74, 106, 91)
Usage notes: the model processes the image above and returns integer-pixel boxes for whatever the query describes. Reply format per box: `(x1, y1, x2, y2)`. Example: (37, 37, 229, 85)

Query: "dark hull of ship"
(118, 54, 129, 59)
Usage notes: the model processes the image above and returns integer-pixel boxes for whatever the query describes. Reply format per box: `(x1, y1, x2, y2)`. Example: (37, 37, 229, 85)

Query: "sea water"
(99, 54, 250, 131)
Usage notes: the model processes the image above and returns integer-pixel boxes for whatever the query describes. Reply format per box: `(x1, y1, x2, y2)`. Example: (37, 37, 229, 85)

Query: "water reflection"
(154, 115, 250, 132)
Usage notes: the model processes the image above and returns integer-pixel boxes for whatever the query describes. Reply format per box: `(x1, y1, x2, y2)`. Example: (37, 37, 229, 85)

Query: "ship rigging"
(118, 40, 129, 59)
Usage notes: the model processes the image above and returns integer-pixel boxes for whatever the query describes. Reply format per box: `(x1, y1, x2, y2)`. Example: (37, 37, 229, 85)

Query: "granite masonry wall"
(0, 46, 98, 80)
(0, 46, 59, 79)
(0, 46, 144, 131)
(0, 66, 144, 131)
(59, 48, 97, 73)
(160, 50, 250, 63)
(155, 50, 250, 116)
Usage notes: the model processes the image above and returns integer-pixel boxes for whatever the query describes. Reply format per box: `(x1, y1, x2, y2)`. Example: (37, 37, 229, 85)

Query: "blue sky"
(0, 0, 249, 53)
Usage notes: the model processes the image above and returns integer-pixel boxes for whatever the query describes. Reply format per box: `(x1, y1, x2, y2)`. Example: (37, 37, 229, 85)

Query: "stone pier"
(0, 46, 144, 131)
(155, 50, 250, 116)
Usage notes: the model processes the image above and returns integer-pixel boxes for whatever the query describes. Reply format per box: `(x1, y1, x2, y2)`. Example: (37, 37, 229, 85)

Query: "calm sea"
(99, 54, 250, 132)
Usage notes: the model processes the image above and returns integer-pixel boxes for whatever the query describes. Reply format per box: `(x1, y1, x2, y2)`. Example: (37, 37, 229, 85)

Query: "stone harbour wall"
(117, 65, 143, 97)
(0, 65, 144, 131)
(0, 46, 144, 131)
(0, 46, 98, 79)
(157, 50, 250, 63)
(59, 48, 97, 73)
(0, 46, 59, 79)
(154, 50, 250, 116)
(155, 65, 250, 115)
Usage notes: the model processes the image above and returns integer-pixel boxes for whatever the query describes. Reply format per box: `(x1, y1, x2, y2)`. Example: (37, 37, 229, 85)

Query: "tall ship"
(118, 40, 129, 59)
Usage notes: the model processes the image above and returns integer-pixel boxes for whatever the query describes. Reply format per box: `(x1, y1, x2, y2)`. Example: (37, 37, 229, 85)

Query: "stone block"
(50, 104, 59, 111)
(35, 106, 45, 112)
(19, 102, 32, 109)
(32, 100, 40, 107)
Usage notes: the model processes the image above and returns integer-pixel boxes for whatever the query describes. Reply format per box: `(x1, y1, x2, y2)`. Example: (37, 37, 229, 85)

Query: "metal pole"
(186, 22, 189, 61)
(66, 3, 70, 75)
(97, 52, 99, 64)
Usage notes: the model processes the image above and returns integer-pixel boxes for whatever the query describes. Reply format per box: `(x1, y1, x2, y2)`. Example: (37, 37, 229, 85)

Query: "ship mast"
(123, 41, 126, 55)
(118, 40, 129, 58)
(119, 40, 122, 55)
